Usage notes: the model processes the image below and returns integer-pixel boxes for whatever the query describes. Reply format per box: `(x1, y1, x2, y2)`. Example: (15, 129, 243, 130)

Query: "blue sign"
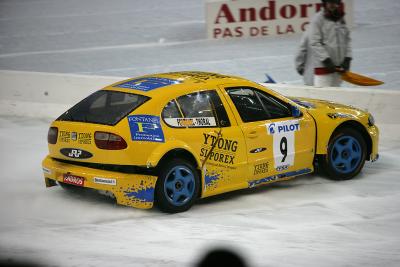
(114, 77, 180, 91)
(128, 115, 165, 143)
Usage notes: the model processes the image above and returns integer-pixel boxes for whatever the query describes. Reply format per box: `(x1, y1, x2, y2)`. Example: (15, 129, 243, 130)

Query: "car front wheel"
(155, 159, 200, 213)
(322, 128, 367, 180)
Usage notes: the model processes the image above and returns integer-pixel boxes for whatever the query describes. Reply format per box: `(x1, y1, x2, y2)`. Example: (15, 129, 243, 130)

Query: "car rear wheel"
(155, 158, 200, 213)
(321, 128, 367, 180)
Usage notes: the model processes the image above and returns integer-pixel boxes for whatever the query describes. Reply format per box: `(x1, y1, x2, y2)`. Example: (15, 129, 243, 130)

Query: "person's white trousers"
(314, 73, 343, 87)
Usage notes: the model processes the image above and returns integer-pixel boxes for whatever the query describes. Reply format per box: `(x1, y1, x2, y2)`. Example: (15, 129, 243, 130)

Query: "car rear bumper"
(42, 156, 158, 209)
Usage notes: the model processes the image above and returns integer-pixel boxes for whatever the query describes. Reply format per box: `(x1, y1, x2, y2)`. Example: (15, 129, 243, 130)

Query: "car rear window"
(57, 90, 150, 125)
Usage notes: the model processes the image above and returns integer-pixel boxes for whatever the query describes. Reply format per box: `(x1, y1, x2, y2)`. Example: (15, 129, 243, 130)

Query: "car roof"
(102, 71, 253, 99)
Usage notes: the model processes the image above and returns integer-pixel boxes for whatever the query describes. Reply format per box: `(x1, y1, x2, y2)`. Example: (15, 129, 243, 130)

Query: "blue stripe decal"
(114, 77, 180, 91)
(248, 168, 312, 188)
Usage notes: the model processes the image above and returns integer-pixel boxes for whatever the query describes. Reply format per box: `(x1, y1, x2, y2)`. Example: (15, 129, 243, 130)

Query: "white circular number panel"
(266, 120, 300, 171)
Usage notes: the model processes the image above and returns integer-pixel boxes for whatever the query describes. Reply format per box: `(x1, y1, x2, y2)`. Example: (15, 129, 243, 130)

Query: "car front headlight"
(368, 114, 375, 126)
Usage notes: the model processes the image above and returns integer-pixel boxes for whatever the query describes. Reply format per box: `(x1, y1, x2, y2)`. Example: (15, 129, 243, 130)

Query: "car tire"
(155, 158, 200, 213)
(321, 128, 367, 180)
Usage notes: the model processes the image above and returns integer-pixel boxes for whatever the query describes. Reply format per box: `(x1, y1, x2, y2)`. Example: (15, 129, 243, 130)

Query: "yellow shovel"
(337, 68, 384, 86)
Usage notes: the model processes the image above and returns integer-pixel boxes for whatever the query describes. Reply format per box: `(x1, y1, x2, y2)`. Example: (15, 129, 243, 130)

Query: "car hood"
(289, 97, 368, 119)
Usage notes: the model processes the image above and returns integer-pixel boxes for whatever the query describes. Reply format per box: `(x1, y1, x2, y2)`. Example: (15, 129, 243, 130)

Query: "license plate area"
(63, 174, 85, 187)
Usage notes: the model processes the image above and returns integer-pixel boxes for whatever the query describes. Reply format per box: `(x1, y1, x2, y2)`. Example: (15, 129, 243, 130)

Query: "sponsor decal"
(266, 120, 300, 135)
(113, 77, 180, 91)
(248, 168, 312, 188)
(77, 133, 92, 144)
(63, 174, 84, 187)
(168, 71, 231, 83)
(206, 0, 354, 39)
(128, 115, 165, 143)
(71, 132, 77, 141)
(200, 133, 238, 165)
(93, 177, 117, 186)
(327, 113, 356, 119)
(254, 162, 269, 175)
(59, 131, 92, 144)
(42, 167, 52, 175)
(276, 165, 289, 172)
(59, 131, 71, 142)
(60, 148, 93, 159)
(164, 117, 217, 128)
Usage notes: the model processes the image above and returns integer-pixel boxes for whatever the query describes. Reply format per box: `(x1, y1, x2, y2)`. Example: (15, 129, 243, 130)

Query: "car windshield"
(57, 90, 150, 125)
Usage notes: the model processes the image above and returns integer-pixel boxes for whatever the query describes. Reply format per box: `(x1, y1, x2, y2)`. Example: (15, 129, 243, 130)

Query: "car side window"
(226, 88, 269, 122)
(226, 87, 291, 122)
(256, 90, 292, 119)
(178, 91, 214, 118)
(162, 90, 230, 128)
(162, 100, 182, 119)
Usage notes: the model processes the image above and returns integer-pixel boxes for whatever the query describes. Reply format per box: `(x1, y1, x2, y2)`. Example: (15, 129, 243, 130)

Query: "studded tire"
(321, 128, 367, 180)
(155, 158, 200, 213)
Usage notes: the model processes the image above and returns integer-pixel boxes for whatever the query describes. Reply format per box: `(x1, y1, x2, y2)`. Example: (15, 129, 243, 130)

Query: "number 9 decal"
(266, 120, 299, 171)
(280, 137, 287, 163)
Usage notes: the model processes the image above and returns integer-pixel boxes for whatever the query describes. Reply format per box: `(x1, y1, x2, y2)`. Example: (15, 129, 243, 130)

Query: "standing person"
(309, 0, 352, 87)
(295, 30, 314, 86)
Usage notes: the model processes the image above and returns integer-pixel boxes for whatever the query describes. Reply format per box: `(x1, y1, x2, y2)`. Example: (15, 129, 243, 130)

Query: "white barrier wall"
(0, 70, 398, 125)
(265, 83, 400, 125)
(0, 70, 124, 118)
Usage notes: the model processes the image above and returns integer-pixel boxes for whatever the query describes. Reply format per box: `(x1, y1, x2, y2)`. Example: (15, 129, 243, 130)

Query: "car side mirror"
(291, 105, 302, 118)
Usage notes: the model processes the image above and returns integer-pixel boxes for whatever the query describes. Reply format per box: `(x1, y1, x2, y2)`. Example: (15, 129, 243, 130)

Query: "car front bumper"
(368, 125, 379, 162)
(42, 156, 158, 209)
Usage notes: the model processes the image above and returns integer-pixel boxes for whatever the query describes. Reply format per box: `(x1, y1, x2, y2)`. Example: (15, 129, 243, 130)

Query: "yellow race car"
(42, 72, 379, 213)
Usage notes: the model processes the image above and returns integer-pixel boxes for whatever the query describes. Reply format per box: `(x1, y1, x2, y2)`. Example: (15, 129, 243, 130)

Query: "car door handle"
(250, 147, 266, 153)
(247, 131, 258, 139)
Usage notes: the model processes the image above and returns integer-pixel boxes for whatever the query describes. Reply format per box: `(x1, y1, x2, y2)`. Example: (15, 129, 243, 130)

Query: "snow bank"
(0, 70, 398, 124)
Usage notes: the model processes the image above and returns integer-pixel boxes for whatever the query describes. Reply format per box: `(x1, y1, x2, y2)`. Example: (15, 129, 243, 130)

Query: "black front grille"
(53, 158, 156, 175)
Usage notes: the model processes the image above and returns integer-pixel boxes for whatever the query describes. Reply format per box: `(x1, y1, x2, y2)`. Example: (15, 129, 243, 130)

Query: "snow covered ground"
(0, 118, 399, 267)
(1, 0, 400, 266)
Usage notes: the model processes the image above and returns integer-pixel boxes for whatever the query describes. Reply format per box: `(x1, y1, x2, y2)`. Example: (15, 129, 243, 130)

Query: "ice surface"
(0, 0, 400, 266)
(0, 117, 399, 267)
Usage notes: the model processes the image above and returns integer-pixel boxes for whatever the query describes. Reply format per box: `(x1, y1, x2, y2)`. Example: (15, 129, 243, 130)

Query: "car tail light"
(95, 131, 127, 150)
(48, 127, 58, 144)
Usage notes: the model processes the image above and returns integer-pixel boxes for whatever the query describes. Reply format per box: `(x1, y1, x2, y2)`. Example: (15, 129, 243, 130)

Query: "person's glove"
(341, 57, 352, 72)
(296, 66, 304, 75)
(322, 58, 336, 73)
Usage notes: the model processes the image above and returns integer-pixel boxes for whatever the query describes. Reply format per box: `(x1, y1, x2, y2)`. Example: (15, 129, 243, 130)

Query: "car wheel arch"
(317, 121, 369, 180)
(315, 119, 372, 158)
(146, 140, 201, 167)
(155, 148, 202, 184)
(329, 120, 372, 160)
(156, 149, 199, 171)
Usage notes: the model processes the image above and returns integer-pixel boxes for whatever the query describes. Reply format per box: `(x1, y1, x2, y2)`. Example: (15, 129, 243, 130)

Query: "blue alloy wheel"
(164, 165, 195, 206)
(330, 135, 362, 174)
(320, 127, 367, 180)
